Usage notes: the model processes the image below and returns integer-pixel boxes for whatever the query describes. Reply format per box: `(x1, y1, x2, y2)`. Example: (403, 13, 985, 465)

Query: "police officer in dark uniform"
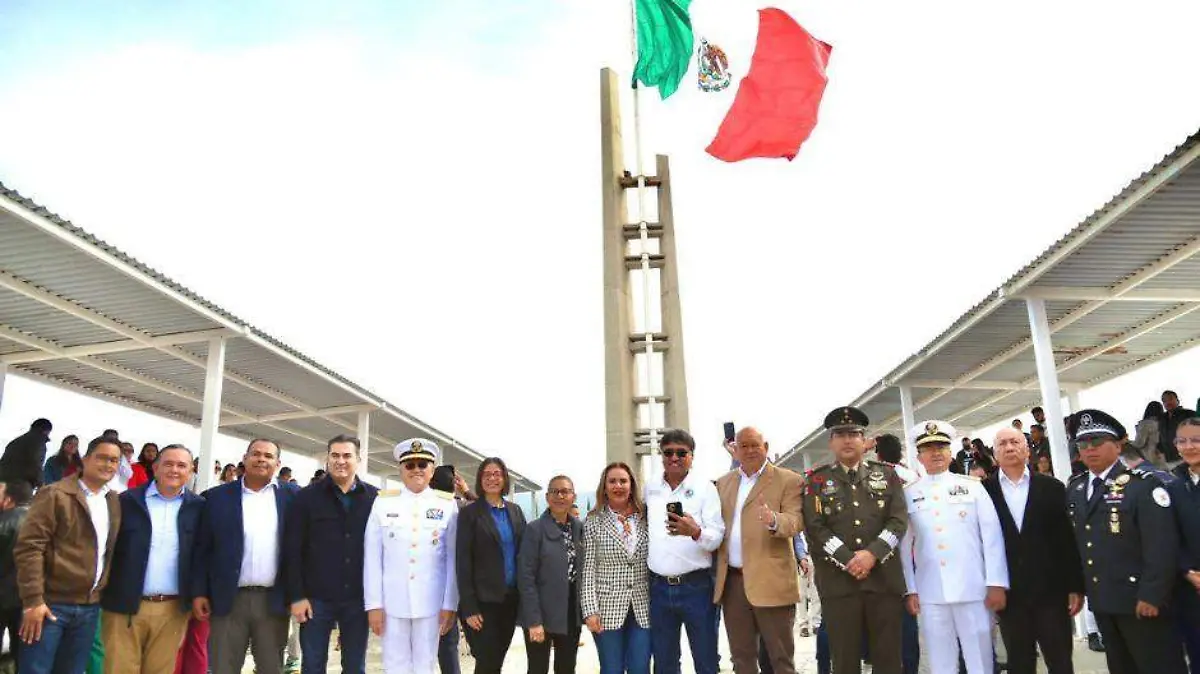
(1065, 409, 1186, 674)
(803, 406, 909, 674)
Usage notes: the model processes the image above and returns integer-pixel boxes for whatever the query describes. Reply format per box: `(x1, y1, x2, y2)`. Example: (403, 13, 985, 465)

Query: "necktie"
(1089, 476, 1104, 507)
(848, 468, 858, 482)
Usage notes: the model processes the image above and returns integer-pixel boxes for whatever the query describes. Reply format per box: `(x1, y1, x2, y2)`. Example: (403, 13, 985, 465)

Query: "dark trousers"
(996, 599, 1074, 674)
(821, 592, 902, 674)
(0, 606, 21, 668)
(1179, 609, 1200, 674)
(526, 626, 581, 674)
(1095, 612, 1187, 674)
(298, 599, 368, 674)
(470, 591, 520, 674)
(901, 610, 919, 674)
(650, 574, 719, 674)
(438, 620, 461, 674)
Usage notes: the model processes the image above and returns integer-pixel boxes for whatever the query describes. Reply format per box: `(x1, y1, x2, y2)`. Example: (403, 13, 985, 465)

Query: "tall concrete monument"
(600, 67, 690, 474)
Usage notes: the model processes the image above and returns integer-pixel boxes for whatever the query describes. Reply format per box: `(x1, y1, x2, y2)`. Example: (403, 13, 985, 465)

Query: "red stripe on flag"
(705, 8, 832, 163)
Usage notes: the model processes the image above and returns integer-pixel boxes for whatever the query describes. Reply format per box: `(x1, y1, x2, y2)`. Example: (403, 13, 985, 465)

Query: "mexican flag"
(632, 2, 833, 163)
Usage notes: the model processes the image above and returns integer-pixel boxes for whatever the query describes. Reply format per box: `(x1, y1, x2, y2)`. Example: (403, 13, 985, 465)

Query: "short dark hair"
(659, 429, 696, 452)
(85, 436, 121, 457)
(475, 457, 511, 498)
(1163, 390, 1179, 399)
(3, 480, 32, 506)
(327, 434, 361, 456)
(156, 444, 193, 462)
(101, 429, 120, 440)
(31, 418, 52, 432)
(246, 438, 279, 456)
(874, 434, 903, 464)
(1030, 424, 1045, 434)
(1031, 406, 1044, 415)
(279, 467, 292, 476)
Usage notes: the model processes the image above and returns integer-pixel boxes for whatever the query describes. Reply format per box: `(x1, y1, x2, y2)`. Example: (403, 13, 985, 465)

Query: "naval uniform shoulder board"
(432, 490, 455, 500)
(377, 489, 403, 497)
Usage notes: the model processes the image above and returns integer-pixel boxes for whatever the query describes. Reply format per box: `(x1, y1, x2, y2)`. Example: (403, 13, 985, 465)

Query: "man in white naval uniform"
(901, 421, 1008, 674)
(364, 439, 460, 673)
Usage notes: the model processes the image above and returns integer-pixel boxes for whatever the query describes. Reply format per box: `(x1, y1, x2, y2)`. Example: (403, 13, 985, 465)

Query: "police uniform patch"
(1152, 487, 1171, 508)
(426, 508, 445, 520)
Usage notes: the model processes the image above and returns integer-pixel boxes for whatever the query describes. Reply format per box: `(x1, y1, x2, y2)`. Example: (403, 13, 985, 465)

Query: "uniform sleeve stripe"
(824, 536, 844, 555)
(879, 530, 899, 548)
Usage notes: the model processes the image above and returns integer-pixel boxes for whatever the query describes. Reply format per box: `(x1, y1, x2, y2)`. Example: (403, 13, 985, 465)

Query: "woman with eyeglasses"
(581, 462, 651, 674)
(455, 457, 527, 674)
(518, 475, 584, 674)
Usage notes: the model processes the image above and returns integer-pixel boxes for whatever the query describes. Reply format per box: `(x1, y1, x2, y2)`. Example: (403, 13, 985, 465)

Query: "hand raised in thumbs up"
(756, 499, 777, 529)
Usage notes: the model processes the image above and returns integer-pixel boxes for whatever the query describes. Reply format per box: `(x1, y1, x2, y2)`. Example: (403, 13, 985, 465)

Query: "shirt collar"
(659, 470, 694, 492)
(79, 479, 109, 498)
(241, 478, 277, 495)
(740, 462, 768, 481)
(1090, 462, 1119, 483)
(838, 461, 862, 475)
(999, 467, 1030, 488)
(147, 481, 183, 501)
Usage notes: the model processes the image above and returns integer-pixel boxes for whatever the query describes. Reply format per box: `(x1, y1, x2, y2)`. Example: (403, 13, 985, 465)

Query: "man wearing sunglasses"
(1065, 409, 1185, 674)
(364, 439, 459, 674)
(643, 429, 726, 674)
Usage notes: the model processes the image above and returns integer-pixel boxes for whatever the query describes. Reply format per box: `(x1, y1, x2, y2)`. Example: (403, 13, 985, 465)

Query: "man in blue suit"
(192, 438, 296, 674)
(100, 443, 205, 672)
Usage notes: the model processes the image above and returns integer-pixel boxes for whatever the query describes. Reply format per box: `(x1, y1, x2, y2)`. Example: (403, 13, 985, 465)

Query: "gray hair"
(155, 444, 194, 463)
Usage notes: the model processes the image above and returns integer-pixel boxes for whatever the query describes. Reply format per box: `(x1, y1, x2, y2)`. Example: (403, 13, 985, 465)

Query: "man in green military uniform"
(802, 406, 909, 674)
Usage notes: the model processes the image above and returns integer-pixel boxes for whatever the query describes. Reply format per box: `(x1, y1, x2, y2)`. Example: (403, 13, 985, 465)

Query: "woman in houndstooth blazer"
(581, 462, 652, 674)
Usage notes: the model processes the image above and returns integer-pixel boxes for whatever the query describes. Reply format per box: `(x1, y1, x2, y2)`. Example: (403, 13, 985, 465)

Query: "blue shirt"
(490, 504, 517, 588)
(142, 482, 184, 596)
(793, 533, 807, 559)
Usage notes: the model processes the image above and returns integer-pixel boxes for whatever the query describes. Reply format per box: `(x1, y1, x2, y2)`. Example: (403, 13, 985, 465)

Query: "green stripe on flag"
(632, 0, 693, 100)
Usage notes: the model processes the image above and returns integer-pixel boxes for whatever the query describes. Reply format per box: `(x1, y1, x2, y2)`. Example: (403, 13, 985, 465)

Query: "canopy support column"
(0, 363, 7, 416)
(1066, 389, 1082, 415)
(898, 385, 917, 465)
(357, 411, 371, 476)
(1025, 299, 1071, 481)
(197, 337, 227, 493)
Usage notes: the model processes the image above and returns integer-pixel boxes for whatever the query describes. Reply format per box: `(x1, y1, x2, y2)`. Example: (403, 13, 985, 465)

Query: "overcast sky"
(3, 0, 1200, 487)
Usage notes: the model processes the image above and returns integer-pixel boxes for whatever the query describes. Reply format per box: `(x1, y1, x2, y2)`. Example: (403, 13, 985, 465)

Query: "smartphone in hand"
(723, 422, 736, 444)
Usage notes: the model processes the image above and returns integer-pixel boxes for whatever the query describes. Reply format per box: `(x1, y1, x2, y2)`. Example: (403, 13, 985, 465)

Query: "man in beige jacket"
(714, 427, 805, 674)
(15, 436, 122, 674)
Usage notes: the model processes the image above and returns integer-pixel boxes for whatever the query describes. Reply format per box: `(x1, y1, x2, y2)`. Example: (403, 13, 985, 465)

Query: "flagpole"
(628, 0, 659, 460)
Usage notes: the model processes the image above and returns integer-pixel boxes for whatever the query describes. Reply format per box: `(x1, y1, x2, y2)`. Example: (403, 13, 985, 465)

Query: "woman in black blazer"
(518, 475, 585, 674)
(456, 457, 527, 673)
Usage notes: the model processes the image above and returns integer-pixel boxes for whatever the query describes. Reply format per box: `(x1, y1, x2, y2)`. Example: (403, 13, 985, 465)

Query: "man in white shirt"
(901, 420, 1008, 674)
(644, 428, 726, 674)
(107, 442, 135, 493)
(192, 439, 296, 674)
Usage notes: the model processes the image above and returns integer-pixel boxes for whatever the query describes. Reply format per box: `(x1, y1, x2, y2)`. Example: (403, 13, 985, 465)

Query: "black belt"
(239, 586, 272, 592)
(651, 569, 710, 586)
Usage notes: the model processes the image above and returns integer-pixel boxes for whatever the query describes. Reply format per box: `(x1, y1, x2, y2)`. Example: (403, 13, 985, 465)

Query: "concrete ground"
(258, 619, 1113, 673)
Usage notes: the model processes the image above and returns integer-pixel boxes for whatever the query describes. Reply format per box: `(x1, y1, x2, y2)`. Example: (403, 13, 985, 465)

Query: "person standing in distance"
(1066, 409, 1185, 674)
(901, 421, 1008, 674)
(803, 407, 908, 674)
(364, 439, 459, 674)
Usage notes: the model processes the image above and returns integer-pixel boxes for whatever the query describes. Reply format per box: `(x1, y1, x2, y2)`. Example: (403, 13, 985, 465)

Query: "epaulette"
(377, 489, 402, 497)
(811, 463, 833, 473)
(1129, 467, 1167, 484)
(1068, 472, 1087, 484)
(963, 474, 982, 482)
(433, 490, 455, 499)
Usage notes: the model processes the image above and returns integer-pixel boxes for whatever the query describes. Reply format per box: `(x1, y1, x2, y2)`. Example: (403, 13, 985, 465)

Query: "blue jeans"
(438, 619, 461, 674)
(593, 609, 651, 674)
(18, 603, 100, 674)
(298, 599, 368, 674)
(650, 574, 719, 674)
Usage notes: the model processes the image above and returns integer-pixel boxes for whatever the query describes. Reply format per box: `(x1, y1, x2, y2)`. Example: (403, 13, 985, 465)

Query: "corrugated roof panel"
(0, 287, 123, 348)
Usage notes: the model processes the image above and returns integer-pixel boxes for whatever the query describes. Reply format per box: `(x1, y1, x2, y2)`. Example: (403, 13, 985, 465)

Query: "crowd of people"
(0, 392, 1195, 674)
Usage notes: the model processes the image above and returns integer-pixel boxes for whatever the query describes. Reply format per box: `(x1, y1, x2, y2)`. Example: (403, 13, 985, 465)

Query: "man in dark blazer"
(192, 438, 296, 674)
(983, 428, 1084, 674)
(101, 444, 205, 672)
(1065, 409, 1185, 674)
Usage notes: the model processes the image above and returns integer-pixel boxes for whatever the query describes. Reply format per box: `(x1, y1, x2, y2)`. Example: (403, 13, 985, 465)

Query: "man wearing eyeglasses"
(364, 438, 459, 674)
(643, 429, 726, 674)
(1065, 409, 1185, 674)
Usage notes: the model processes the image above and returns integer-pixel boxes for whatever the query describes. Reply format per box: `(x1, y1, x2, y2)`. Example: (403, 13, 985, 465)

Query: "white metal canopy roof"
(0, 181, 539, 491)
(779, 128, 1200, 468)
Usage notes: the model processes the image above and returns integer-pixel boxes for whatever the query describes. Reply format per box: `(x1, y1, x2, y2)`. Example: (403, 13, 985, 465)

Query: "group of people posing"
(1, 400, 1198, 674)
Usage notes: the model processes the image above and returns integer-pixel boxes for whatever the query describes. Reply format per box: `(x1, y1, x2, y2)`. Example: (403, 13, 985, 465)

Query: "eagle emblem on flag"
(697, 38, 731, 92)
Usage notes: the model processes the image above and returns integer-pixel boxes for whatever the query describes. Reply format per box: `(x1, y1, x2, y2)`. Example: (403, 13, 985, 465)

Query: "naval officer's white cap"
(910, 420, 957, 449)
(394, 438, 440, 464)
